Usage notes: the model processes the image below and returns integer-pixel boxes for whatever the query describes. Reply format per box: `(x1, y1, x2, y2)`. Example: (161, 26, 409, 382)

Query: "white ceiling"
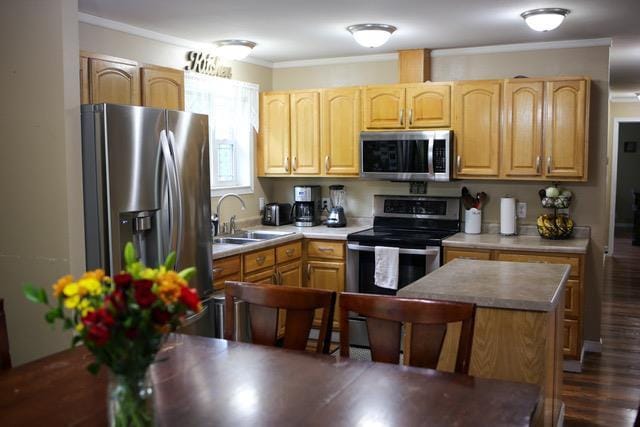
(78, 0, 640, 94)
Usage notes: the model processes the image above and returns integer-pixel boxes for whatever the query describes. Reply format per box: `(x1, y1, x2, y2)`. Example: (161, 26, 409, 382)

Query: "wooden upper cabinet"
(322, 87, 361, 175)
(544, 79, 588, 180)
(363, 86, 405, 129)
(290, 91, 321, 175)
(141, 66, 184, 110)
(259, 93, 291, 175)
(406, 84, 451, 128)
(502, 80, 544, 177)
(89, 57, 141, 105)
(453, 81, 501, 177)
(80, 56, 89, 104)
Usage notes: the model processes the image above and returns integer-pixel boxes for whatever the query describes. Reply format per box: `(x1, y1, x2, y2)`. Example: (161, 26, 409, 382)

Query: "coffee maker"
(293, 185, 321, 226)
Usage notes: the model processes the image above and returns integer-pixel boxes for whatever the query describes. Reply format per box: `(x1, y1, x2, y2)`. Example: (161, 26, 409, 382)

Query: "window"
(184, 71, 259, 195)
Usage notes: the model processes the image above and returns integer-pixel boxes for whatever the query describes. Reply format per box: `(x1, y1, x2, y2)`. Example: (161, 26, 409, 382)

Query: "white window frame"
(184, 71, 259, 197)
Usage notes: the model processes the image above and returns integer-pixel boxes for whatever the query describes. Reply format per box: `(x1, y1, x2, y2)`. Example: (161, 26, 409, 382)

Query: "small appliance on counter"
(262, 203, 292, 226)
(293, 185, 321, 226)
(326, 185, 347, 227)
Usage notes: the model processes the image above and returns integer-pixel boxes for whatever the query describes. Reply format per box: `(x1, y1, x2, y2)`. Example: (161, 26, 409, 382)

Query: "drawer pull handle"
(318, 247, 334, 252)
(285, 248, 295, 256)
(212, 267, 224, 275)
(256, 256, 266, 265)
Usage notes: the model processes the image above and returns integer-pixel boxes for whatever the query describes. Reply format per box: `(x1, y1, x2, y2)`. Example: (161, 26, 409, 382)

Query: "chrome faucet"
(212, 193, 246, 236)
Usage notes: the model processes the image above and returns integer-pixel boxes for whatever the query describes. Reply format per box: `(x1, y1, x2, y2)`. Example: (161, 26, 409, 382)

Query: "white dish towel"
(374, 246, 400, 290)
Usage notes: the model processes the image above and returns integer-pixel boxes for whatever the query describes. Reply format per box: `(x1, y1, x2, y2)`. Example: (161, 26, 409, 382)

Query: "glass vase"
(108, 369, 154, 427)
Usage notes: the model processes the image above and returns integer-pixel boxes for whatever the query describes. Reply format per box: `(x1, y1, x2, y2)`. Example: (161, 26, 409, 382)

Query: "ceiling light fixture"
(347, 23, 397, 48)
(213, 40, 257, 60)
(521, 8, 570, 32)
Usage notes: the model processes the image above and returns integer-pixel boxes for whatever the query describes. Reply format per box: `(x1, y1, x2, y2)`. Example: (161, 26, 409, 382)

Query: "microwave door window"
(363, 140, 429, 173)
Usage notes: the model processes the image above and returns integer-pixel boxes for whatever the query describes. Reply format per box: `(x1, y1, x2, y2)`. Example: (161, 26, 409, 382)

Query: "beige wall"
(268, 46, 610, 342)
(0, 0, 83, 365)
(79, 22, 274, 224)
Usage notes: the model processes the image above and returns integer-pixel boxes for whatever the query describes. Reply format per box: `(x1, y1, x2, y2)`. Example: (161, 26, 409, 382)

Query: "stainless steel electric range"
(345, 194, 461, 347)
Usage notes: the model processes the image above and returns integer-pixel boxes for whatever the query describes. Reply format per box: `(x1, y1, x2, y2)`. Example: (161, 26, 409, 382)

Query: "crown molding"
(78, 12, 274, 68)
(430, 38, 612, 57)
(272, 52, 398, 69)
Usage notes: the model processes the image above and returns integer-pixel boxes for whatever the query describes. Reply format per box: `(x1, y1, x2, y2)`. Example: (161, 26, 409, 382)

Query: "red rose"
(87, 324, 110, 346)
(152, 308, 171, 325)
(179, 287, 201, 312)
(105, 289, 127, 314)
(133, 279, 157, 308)
(113, 273, 132, 289)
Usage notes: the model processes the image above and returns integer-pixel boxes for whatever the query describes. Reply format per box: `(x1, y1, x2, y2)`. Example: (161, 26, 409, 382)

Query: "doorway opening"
(608, 118, 640, 254)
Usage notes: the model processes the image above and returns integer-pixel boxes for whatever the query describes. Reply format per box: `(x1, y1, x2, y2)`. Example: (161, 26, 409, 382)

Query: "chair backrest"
(224, 282, 336, 354)
(0, 298, 12, 370)
(339, 293, 476, 373)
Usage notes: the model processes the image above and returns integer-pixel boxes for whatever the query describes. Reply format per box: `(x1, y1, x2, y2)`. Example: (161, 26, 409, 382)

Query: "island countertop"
(398, 258, 569, 312)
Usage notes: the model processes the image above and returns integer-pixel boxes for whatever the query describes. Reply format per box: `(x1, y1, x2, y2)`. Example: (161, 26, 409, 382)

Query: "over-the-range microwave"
(360, 130, 452, 182)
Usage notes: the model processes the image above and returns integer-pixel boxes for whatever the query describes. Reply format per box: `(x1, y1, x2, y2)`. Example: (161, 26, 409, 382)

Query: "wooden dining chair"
(224, 281, 336, 354)
(0, 298, 12, 370)
(339, 293, 476, 373)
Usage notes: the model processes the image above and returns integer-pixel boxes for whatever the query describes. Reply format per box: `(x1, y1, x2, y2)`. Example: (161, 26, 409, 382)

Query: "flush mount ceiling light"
(521, 8, 570, 32)
(347, 23, 397, 48)
(213, 40, 257, 60)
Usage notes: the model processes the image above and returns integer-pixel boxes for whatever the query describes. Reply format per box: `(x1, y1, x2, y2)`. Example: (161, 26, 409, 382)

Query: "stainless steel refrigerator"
(81, 103, 214, 337)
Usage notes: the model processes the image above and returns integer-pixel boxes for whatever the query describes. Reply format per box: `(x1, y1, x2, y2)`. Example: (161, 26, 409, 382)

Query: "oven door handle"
(347, 243, 439, 256)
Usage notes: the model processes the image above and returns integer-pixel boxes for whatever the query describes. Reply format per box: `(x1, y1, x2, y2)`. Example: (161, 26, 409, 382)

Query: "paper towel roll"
(500, 197, 516, 235)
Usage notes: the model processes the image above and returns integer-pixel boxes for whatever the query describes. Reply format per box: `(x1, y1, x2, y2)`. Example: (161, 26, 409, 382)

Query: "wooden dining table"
(0, 334, 539, 426)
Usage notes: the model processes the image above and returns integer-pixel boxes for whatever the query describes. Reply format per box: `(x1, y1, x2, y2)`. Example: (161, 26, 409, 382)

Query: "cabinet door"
(452, 81, 501, 177)
(89, 58, 140, 105)
(290, 91, 321, 175)
(544, 80, 588, 180)
(277, 260, 302, 336)
(502, 81, 544, 177)
(363, 87, 405, 129)
(80, 56, 89, 104)
(141, 66, 184, 110)
(322, 88, 361, 175)
(406, 84, 451, 128)
(259, 93, 291, 175)
(306, 260, 344, 328)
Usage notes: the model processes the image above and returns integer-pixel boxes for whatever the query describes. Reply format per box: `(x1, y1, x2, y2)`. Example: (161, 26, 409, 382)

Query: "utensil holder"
(465, 208, 482, 234)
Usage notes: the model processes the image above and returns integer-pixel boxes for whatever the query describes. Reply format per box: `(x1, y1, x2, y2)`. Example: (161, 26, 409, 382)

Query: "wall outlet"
(322, 197, 330, 210)
(516, 202, 527, 219)
(258, 197, 265, 211)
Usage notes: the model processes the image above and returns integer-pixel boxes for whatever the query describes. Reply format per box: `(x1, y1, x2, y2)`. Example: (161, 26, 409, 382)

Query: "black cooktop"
(347, 227, 456, 248)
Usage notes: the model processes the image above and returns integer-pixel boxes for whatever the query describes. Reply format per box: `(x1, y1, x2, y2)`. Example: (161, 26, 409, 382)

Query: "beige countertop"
(211, 223, 371, 260)
(398, 259, 569, 312)
(443, 232, 589, 254)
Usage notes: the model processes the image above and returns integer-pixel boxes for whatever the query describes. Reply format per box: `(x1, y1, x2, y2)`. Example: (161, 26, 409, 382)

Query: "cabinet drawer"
(495, 252, 580, 278)
(212, 255, 241, 280)
(444, 248, 491, 263)
(244, 248, 276, 274)
(307, 240, 345, 259)
(213, 272, 241, 291)
(244, 268, 277, 284)
(276, 241, 302, 263)
(563, 319, 579, 358)
(565, 279, 580, 319)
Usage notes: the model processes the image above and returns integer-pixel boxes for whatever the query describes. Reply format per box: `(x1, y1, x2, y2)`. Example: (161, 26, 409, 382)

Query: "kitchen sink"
(212, 237, 261, 245)
(230, 231, 295, 240)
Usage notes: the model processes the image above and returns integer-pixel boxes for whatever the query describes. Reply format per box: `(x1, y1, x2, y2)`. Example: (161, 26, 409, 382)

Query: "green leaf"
(124, 242, 137, 267)
(44, 307, 62, 324)
(71, 335, 82, 347)
(24, 284, 48, 305)
(87, 362, 101, 375)
(163, 251, 177, 270)
(178, 267, 196, 281)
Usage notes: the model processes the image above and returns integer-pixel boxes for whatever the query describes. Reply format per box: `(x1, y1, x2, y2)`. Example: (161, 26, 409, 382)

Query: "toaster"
(262, 203, 292, 226)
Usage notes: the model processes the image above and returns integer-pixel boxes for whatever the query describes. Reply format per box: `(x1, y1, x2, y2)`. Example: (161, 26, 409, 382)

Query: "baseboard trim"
(583, 339, 603, 353)
(557, 402, 566, 427)
(563, 359, 582, 373)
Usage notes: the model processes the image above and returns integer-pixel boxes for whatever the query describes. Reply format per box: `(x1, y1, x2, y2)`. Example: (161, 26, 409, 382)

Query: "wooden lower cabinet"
(306, 259, 345, 329)
(443, 246, 584, 361)
(212, 255, 241, 291)
(277, 260, 303, 335)
(244, 267, 277, 284)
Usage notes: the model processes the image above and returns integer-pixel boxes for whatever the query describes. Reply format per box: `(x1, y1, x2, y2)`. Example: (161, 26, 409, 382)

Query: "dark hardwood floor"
(563, 231, 640, 426)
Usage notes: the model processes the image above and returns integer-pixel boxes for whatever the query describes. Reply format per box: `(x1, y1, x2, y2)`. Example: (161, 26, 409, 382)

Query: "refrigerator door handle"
(167, 130, 185, 266)
(160, 130, 180, 258)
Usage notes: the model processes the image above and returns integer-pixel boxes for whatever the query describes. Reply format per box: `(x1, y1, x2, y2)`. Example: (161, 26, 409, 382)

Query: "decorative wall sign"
(185, 51, 232, 78)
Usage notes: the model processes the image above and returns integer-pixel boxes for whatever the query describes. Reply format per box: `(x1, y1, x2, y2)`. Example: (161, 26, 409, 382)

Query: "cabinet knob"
(285, 248, 295, 257)
(256, 256, 266, 265)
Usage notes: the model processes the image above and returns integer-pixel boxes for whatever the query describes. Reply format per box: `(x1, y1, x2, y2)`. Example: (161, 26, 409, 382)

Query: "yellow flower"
(76, 323, 84, 332)
(81, 269, 105, 282)
(52, 275, 74, 297)
(155, 271, 186, 304)
(63, 282, 80, 297)
(64, 294, 80, 309)
(78, 299, 95, 317)
(140, 268, 159, 280)
(77, 278, 102, 296)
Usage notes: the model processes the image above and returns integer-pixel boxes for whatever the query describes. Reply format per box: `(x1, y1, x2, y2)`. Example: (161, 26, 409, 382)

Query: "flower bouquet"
(24, 242, 201, 427)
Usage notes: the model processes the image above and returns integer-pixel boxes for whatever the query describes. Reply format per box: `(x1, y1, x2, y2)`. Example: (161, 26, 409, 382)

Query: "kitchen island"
(398, 259, 569, 427)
